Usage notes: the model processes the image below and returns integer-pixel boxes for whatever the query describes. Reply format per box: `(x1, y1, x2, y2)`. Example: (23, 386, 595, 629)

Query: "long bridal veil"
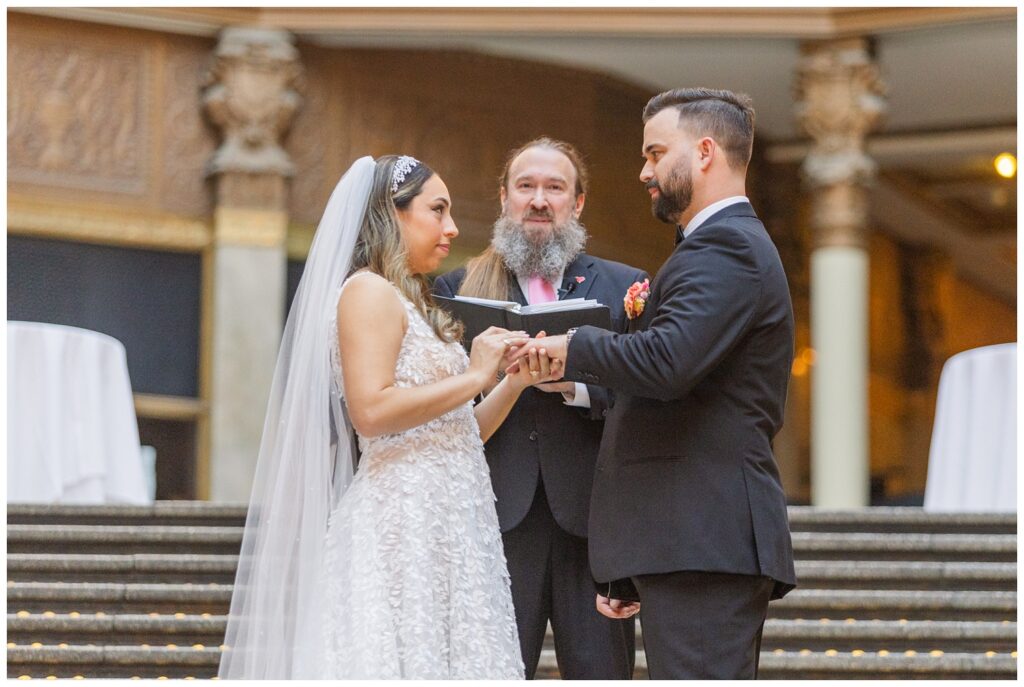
(218, 157, 376, 679)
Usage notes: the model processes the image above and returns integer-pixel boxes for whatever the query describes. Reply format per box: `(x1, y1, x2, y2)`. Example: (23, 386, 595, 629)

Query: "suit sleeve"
(574, 267, 648, 421)
(564, 229, 761, 402)
(432, 273, 455, 299)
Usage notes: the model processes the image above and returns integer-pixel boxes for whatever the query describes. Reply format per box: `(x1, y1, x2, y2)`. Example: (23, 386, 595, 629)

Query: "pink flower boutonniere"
(624, 278, 651, 320)
(575, 276, 586, 284)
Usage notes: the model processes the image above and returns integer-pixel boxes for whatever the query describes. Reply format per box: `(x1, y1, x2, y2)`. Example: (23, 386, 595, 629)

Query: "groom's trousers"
(503, 482, 635, 679)
(632, 570, 774, 679)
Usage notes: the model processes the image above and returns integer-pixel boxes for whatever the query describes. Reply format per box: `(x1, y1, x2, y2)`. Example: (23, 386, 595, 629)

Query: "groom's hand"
(509, 334, 568, 364)
(596, 594, 640, 619)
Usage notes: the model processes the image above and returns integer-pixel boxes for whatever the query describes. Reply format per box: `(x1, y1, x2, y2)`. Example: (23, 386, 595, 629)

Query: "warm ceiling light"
(994, 153, 1016, 178)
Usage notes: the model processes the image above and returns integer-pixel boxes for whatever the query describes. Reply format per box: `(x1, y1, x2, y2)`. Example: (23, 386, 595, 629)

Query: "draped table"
(7, 321, 151, 504)
(924, 342, 1016, 512)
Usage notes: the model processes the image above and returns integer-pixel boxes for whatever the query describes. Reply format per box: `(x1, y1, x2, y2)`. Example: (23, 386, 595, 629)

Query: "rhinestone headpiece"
(391, 156, 420, 193)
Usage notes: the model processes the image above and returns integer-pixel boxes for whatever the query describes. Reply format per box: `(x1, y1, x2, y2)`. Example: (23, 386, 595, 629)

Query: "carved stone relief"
(161, 39, 219, 218)
(795, 37, 886, 250)
(202, 28, 302, 180)
(8, 37, 148, 194)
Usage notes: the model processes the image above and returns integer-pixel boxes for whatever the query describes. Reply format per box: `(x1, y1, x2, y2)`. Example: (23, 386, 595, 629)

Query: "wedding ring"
(530, 370, 540, 376)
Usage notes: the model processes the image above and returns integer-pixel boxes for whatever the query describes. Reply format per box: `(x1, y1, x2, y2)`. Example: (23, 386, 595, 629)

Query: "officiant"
(434, 139, 646, 679)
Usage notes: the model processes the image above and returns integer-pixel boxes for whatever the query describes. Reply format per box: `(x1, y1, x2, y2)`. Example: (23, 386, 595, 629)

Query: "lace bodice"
(329, 272, 479, 455)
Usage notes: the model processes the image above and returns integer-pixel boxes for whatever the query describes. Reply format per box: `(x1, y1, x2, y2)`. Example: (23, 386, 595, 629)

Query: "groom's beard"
(491, 214, 588, 283)
(648, 160, 693, 224)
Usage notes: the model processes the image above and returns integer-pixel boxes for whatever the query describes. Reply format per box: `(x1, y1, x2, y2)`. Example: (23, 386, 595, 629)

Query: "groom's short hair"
(643, 88, 755, 171)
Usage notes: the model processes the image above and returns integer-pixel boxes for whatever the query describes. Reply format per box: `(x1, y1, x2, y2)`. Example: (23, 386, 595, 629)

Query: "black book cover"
(434, 296, 611, 349)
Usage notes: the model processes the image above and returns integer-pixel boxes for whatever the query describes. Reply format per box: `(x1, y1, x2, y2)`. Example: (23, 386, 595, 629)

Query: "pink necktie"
(527, 275, 557, 304)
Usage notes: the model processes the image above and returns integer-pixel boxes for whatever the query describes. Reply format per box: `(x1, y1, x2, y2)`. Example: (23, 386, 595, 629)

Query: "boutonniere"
(623, 278, 650, 320)
(575, 276, 586, 284)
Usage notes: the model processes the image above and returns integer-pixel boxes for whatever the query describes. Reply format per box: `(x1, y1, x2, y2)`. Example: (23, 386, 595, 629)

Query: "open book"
(434, 295, 611, 347)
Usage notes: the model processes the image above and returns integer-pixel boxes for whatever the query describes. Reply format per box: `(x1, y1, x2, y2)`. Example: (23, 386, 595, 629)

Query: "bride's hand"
(468, 327, 528, 387)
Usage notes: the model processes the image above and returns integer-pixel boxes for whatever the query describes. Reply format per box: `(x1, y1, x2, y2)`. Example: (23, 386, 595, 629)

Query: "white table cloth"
(7, 321, 151, 504)
(924, 342, 1016, 512)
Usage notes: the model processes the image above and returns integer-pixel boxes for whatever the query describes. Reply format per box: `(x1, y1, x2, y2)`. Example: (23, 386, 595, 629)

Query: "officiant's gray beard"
(491, 215, 588, 281)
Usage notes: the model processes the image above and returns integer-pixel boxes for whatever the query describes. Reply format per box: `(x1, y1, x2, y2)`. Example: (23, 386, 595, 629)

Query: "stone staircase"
(7, 504, 1017, 679)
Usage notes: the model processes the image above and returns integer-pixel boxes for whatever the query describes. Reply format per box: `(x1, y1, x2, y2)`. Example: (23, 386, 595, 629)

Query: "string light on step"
(799, 649, 811, 655)
(149, 613, 160, 618)
(7, 643, 16, 649)
(192, 644, 205, 650)
(31, 643, 42, 648)
(904, 650, 917, 657)
(68, 612, 80, 619)
(16, 611, 30, 618)
(17, 676, 31, 680)
(929, 650, 943, 657)
(42, 611, 55, 618)
(878, 650, 890, 657)
(851, 650, 864, 657)
(825, 649, 838, 657)
(175, 613, 186, 619)
(58, 644, 68, 649)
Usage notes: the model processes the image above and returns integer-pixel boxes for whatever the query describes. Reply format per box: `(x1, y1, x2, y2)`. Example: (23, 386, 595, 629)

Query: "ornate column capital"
(202, 27, 302, 182)
(795, 37, 886, 249)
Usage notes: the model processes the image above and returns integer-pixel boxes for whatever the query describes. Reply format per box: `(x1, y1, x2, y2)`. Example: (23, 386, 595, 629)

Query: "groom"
(434, 138, 645, 679)
(512, 88, 797, 679)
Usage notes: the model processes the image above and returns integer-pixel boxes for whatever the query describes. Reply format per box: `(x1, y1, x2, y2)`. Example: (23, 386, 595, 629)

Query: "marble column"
(795, 37, 885, 507)
(202, 27, 302, 501)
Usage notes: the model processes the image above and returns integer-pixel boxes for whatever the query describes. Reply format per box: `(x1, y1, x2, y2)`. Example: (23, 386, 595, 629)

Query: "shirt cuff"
(563, 382, 591, 408)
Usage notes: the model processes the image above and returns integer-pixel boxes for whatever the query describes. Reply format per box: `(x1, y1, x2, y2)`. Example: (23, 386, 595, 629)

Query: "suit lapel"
(560, 254, 597, 301)
(508, 271, 528, 306)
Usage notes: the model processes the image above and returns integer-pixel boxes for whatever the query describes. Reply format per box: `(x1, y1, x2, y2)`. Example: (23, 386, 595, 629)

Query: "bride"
(218, 156, 562, 679)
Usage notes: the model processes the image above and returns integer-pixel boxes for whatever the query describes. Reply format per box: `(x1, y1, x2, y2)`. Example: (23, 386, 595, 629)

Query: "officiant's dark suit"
(434, 252, 646, 679)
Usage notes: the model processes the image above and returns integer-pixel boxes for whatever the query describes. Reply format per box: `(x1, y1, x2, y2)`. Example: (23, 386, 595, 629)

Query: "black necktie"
(675, 225, 686, 245)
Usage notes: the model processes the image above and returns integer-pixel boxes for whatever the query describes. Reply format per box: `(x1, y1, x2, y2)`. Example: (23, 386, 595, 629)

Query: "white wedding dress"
(318, 273, 524, 679)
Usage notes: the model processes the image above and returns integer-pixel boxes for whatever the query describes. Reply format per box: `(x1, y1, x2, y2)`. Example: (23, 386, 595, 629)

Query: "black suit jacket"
(434, 253, 647, 537)
(564, 203, 797, 599)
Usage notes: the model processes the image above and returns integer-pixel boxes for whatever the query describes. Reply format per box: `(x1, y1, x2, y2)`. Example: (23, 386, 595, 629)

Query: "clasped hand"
(468, 327, 564, 391)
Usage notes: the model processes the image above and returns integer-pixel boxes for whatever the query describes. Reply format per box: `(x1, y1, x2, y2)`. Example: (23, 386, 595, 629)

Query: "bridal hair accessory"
(624, 278, 651, 320)
(391, 155, 420, 193)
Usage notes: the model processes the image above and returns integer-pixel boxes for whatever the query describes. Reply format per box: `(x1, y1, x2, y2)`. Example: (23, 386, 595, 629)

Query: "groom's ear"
(499, 186, 508, 213)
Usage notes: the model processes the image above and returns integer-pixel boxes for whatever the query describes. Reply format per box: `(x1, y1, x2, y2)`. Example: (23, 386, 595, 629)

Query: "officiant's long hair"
(458, 137, 588, 301)
(353, 155, 463, 343)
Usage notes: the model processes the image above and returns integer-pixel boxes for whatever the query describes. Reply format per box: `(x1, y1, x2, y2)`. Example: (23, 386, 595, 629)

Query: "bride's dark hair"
(351, 155, 464, 343)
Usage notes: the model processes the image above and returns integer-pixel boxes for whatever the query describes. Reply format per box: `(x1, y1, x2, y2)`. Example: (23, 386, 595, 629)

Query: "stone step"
(6, 645, 222, 679)
(785, 508, 1016, 535)
(7, 503, 249, 528)
(536, 648, 1019, 680)
(8, 583, 233, 615)
(9, 525, 1015, 562)
(8, 645, 1016, 680)
(9, 585, 1016, 626)
(794, 561, 1016, 591)
(8, 554, 238, 585)
(7, 504, 1017, 535)
(6, 525, 244, 556)
(11, 613, 1015, 655)
(769, 589, 1017, 622)
(789, 532, 1016, 562)
(8, 613, 228, 647)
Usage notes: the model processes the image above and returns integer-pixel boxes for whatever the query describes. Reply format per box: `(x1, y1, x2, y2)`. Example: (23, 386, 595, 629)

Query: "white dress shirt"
(515, 271, 591, 408)
(682, 195, 749, 240)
